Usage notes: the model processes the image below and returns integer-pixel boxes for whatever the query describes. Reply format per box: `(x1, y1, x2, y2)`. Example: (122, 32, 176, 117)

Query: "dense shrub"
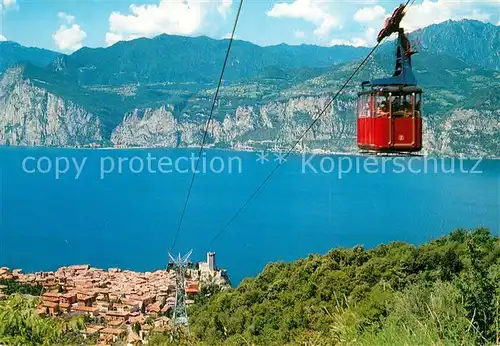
(187, 228, 499, 346)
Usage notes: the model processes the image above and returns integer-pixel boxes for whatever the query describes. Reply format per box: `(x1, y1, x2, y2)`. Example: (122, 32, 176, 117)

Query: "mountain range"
(0, 19, 498, 157)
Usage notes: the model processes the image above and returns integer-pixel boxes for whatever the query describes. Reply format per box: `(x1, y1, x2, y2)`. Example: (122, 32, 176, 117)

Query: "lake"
(0, 147, 498, 285)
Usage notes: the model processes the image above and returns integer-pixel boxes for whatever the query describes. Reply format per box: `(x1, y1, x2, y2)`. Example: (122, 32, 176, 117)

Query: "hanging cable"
(170, 0, 244, 253)
(206, 0, 423, 249)
(207, 42, 382, 249)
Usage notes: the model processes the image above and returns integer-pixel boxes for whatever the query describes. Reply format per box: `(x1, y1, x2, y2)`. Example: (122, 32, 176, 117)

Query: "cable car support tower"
(168, 250, 193, 340)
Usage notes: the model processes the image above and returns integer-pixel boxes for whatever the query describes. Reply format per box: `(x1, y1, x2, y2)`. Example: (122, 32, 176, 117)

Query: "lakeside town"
(0, 252, 230, 345)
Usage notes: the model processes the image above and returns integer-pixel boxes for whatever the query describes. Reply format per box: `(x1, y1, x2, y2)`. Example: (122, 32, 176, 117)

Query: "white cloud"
(57, 12, 76, 25)
(1, 0, 18, 11)
(53, 13, 86, 52)
(314, 16, 339, 36)
(454, 8, 491, 22)
(105, 32, 124, 47)
(267, 0, 340, 37)
(294, 30, 306, 38)
(0, 34, 7, 41)
(3, 0, 16, 8)
(221, 32, 238, 39)
(330, 38, 367, 47)
(402, 0, 492, 31)
(353, 5, 387, 23)
(218, 0, 233, 18)
(364, 27, 377, 43)
(53, 24, 87, 52)
(105, 0, 207, 46)
(330, 27, 377, 47)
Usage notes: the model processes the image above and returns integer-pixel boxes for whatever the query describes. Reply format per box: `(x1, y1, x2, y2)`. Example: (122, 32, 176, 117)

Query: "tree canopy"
(186, 228, 499, 346)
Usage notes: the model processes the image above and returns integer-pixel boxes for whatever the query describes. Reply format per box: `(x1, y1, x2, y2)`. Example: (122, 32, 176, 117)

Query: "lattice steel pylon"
(168, 250, 193, 341)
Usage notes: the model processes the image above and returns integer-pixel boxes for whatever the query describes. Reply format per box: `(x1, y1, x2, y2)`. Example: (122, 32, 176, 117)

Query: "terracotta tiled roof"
(36, 306, 47, 315)
(42, 292, 61, 298)
(130, 315, 145, 324)
(154, 316, 170, 324)
(100, 328, 125, 335)
(107, 319, 124, 327)
(87, 324, 105, 330)
(122, 299, 140, 306)
(106, 311, 130, 317)
(128, 332, 141, 343)
(99, 335, 114, 343)
(73, 305, 98, 313)
(86, 325, 104, 333)
(42, 301, 59, 308)
(147, 304, 162, 313)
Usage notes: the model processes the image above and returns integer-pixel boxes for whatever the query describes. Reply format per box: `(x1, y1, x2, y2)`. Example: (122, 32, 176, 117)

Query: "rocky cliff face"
(0, 67, 500, 157)
(0, 19, 498, 157)
(111, 106, 178, 147)
(0, 67, 103, 146)
(1, 66, 497, 157)
(425, 108, 500, 157)
(109, 96, 358, 152)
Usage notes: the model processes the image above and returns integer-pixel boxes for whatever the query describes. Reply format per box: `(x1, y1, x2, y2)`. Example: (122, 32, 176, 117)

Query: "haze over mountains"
(0, 19, 498, 156)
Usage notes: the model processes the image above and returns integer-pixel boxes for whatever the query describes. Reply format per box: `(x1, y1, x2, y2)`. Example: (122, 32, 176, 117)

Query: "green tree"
(133, 322, 141, 335)
(0, 294, 62, 345)
(187, 228, 499, 346)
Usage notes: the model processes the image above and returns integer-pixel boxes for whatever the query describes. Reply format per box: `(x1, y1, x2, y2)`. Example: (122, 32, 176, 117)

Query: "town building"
(0, 253, 231, 345)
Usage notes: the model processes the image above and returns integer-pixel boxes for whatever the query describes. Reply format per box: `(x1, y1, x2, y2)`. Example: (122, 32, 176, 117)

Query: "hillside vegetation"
(0, 294, 89, 346)
(169, 228, 499, 346)
(0, 231, 498, 346)
(0, 42, 59, 73)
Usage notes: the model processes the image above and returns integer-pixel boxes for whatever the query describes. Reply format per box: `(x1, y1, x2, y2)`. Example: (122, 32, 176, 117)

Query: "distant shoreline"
(0, 144, 380, 157)
(1, 145, 499, 159)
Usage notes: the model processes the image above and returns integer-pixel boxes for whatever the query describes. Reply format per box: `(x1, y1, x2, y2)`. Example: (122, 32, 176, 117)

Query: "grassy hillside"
(52, 35, 370, 86)
(413, 20, 500, 71)
(159, 228, 499, 345)
(0, 42, 59, 73)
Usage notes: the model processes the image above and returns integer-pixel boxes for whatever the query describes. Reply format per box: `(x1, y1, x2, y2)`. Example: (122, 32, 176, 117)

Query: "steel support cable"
(170, 0, 244, 253)
(207, 41, 382, 249)
(205, 0, 422, 249)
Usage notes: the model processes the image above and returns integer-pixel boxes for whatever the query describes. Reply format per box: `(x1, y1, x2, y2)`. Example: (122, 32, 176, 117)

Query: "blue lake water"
(0, 147, 498, 285)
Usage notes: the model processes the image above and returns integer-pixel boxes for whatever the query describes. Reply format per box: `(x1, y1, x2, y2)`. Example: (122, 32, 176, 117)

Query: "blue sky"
(0, 0, 499, 52)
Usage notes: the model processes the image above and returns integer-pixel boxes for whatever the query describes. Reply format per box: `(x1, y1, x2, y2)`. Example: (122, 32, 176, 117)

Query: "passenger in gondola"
(415, 97, 421, 117)
(376, 98, 389, 117)
(403, 101, 411, 117)
(402, 95, 412, 117)
(391, 96, 402, 116)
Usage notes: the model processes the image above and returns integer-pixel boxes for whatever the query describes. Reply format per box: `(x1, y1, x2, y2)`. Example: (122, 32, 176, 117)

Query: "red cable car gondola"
(357, 4, 423, 154)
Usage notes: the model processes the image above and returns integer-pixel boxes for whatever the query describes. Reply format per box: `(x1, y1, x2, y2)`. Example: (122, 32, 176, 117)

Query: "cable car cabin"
(357, 86, 422, 152)
(356, 4, 423, 154)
